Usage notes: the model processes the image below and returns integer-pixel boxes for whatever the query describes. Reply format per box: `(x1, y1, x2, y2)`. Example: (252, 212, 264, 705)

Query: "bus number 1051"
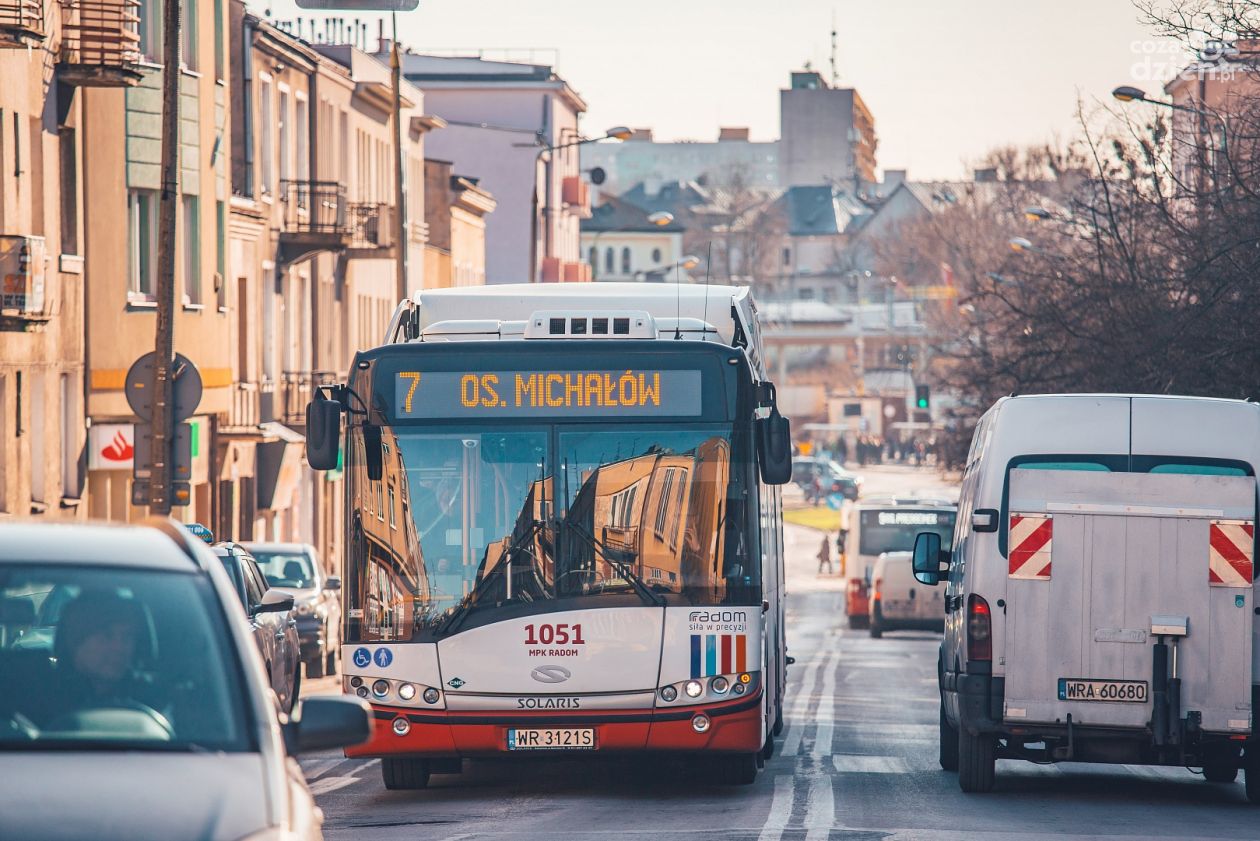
(524, 623, 586, 646)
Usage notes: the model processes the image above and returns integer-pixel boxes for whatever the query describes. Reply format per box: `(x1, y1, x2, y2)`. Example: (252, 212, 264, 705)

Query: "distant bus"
(843, 499, 956, 629)
(306, 283, 793, 789)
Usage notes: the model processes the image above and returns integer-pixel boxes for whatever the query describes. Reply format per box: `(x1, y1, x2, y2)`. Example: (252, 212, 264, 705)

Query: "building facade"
(398, 53, 590, 283)
(424, 158, 496, 288)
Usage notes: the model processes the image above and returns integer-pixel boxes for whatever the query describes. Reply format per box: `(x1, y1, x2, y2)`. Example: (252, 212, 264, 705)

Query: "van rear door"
(1003, 469, 1254, 733)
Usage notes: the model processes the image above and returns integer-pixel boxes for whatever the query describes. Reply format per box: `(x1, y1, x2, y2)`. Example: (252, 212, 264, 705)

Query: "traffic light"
(915, 385, 931, 410)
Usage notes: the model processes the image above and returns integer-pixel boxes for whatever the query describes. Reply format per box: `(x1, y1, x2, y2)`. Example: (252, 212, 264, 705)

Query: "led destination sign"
(393, 370, 704, 418)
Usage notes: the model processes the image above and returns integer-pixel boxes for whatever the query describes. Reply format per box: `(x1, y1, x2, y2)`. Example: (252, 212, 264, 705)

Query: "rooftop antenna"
(700, 240, 712, 342)
(674, 259, 683, 340)
(829, 9, 839, 86)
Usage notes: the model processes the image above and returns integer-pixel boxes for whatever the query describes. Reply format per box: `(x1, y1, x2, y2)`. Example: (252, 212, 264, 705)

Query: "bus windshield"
(859, 509, 956, 557)
(344, 422, 757, 641)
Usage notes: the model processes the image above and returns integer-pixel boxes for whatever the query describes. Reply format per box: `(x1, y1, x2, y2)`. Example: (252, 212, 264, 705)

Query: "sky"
(254, 0, 1192, 180)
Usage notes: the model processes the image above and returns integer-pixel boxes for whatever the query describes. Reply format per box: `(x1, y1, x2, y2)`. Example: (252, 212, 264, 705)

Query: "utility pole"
(149, 0, 182, 513)
(391, 12, 408, 302)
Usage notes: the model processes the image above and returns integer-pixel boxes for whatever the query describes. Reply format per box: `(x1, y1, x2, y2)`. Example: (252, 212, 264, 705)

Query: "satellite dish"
(589, 167, 606, 186)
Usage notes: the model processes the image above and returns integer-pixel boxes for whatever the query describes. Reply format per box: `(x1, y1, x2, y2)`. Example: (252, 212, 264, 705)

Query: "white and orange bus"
(305, 283, 792, 788)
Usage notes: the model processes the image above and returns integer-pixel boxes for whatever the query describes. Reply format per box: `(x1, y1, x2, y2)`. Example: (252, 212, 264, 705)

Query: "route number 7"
(399, 372, 421, 414)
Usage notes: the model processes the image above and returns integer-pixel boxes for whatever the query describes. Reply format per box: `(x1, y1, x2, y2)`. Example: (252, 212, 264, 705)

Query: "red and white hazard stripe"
(1009, 513, 1052, 580)
(1209, 519, 1254, 587)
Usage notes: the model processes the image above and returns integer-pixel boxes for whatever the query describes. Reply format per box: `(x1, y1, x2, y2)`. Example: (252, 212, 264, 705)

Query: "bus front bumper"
(345, 690, 764, 758)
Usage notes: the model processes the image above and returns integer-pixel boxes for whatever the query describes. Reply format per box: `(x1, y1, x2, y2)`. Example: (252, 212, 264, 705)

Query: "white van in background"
(913, 395, 1260, 800)
(869, 551, 945, 638)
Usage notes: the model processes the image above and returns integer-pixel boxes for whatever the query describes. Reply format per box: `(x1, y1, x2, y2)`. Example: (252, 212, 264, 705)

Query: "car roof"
(0, 522, 201, 572)
(240, 542, 314, 555)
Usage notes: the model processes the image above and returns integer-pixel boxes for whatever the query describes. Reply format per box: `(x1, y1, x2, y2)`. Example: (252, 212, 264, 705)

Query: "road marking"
(301, 757, 351, 781)
(803, 774, 835, 840)
(811, 645, 839, 758)
(756, 774, 795, 841)
(308, 759, 378, 795)
(781, 640, 832, 757)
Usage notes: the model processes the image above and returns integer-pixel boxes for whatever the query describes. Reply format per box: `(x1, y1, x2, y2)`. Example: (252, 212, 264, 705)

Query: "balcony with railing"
(280, 370, 337, 428)
(0, 0, 44, 47)
(347, 202, 395, 255)
(58, 0, 141, 87)
(277, 180, 351, 267)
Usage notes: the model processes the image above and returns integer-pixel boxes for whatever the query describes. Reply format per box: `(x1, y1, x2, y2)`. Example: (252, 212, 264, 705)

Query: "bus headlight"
(660, 685, 678, 702)
(372, 679, 390, 698)
(392, 717, 410, 736)
(423, 688, 441, 705)
(710, 676, 730, 695)
(397, 683, 417, 701)
(684, 680, 703, 698)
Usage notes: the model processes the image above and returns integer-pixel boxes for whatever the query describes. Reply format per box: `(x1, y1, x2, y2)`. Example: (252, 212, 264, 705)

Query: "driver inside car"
(40, 590, 170, 734)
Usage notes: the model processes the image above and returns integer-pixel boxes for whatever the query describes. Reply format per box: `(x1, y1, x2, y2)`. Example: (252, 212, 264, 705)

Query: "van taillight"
(872, 577, 882, 601)
(967, 594, 992, 661)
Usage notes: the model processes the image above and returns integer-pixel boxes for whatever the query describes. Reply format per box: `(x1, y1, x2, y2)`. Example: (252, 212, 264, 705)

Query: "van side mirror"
(323, 575, 342, 591)
(912, 531, 948, 586)
(306, 396, 342, 471)
(757, 406, 793, 485)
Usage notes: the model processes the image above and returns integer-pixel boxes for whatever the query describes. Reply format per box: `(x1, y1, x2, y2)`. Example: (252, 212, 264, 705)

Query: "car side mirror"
(324, 576, 342, 591)
(284, 696, 373, 755)
(255, 589, 295, 614)
(912, 531, 948, 586)
(756, 406, 793, 485)
(306, 396, 342, 471)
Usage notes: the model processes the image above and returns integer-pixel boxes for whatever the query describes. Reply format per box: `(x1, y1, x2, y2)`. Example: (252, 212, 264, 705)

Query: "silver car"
(0, 520, 371, 841)
(243, 542, 343, 678)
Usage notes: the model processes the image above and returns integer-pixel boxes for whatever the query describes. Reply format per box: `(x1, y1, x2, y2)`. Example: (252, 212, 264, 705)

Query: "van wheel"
(847, 615, 868, 630)
(773, 699, 785, 737)
(869, 622, 883, 639)
(382, 758, 431, 790)
(939, 702, 959, 772)
(957, 730, 995, 793)
(1203, 763, 1238, 783)
(287, 665, 301, 714)
(715, 753, 759, 785)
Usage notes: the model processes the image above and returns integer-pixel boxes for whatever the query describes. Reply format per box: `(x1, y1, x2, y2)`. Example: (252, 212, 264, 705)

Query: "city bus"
(304, 283, 793, 788)
(842, 498, 956, 629)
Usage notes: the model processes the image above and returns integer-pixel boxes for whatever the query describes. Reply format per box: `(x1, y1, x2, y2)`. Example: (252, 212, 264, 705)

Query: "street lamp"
(1023, 206, 1053, 222)
(528, 126, 632, 282)
(1111, 85, 1228, 182)
(637, 254, 699, 282)
(648, 211, 675, 226)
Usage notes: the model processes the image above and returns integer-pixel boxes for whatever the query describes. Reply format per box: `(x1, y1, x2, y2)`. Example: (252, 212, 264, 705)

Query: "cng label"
(1009, 514, 1053, 580)
(1209, 519, 1254, 587)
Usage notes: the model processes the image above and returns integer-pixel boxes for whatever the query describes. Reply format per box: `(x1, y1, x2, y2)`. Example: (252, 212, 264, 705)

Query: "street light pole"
(149, 0, 182, 513)
(1112, 85, 1228, 189)
(391, 13, 407, 302)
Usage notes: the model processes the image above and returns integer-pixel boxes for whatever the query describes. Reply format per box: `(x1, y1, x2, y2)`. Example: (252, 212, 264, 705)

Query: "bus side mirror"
(912, 531, 947, 586)
(757, 407, 793, 485)
(306, 397, 342, 471)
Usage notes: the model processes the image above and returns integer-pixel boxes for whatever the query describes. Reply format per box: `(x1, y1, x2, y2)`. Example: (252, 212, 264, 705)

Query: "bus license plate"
(506, 728, 596, 751)
(1058, 678, 1148, 703)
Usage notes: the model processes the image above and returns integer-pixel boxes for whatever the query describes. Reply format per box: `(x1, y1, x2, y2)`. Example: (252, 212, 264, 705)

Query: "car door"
(249, 557, 297, 703)
(241, 558, 276, 688)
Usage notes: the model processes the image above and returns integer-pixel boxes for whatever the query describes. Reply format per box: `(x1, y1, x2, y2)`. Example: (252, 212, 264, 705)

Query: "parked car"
(915, 394, 1260, 799)
(0, 520, 372, 841)
(792, 456, 862, 500)
(868, 551, 945, 638)
(211, 542, 302, 713)
(244, 542, 342, 678)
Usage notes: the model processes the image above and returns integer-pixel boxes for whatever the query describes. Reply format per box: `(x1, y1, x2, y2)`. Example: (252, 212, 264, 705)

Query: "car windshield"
(860, 509, 956, 556)
(343, 422, 757, 641)
(250, 551, 315, 588)
(0, 564, 252, 752)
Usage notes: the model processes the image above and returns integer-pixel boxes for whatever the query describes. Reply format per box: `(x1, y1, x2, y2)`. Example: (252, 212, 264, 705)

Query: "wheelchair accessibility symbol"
(373, 648, 393, 668)
(353, 647, 371, 669)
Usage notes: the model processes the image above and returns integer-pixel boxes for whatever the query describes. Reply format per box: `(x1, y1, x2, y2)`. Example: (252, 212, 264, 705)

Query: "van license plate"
(1058, 678, 1148, 703)
(506, 728, 596, 750)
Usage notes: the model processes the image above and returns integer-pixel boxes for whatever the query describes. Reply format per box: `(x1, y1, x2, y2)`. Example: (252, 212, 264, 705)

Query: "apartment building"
(225, 6, 431, 567)
(0, 0, 93, 518)
(423, 158, 495, 288)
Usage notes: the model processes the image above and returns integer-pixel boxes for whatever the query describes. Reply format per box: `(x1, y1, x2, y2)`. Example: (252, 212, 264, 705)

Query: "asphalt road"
(301, 466, 1260, 840)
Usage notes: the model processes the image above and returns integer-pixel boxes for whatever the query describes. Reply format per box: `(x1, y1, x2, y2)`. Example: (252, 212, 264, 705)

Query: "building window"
(128, 189, 158, 298)
(212, 0, 224, 80)
(278, 90, 290, 185)
(588, 246, 597, 276)
(651, 247, 662, 263)
(295, 97, 309, 183)
(138, 0, 162, 63)
(388, 486, 396, 529)
(621, 247, 631, 275)
(182, 195, 200, 305)
(60, 373, 80, 498)
(58, 128, 78, 255)
(180, 0, 198, 70)
(783, 247, 791, 266)
(258, 78, 273, 195)
(604, 247, 613, 274)
(216, 201, 226, 309)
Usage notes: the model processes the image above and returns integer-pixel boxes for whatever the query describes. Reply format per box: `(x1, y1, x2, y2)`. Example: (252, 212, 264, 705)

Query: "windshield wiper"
(563, 521, 664, 607)
(436, 519, 549, 637)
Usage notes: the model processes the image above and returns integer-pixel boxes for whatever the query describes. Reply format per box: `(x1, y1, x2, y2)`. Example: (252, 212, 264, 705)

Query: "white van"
(913, 395, 1260, 800)
(869, 551, 945, 637)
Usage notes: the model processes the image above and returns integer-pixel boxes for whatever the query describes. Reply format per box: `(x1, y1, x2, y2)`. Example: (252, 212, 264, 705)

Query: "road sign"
(125, 352, 203, 422)
(133, 421, 193, 484)
(295, 0, 418, 8)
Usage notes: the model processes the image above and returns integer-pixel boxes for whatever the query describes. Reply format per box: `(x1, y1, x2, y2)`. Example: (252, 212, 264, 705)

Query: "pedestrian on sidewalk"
(817, 534, 833, 575)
